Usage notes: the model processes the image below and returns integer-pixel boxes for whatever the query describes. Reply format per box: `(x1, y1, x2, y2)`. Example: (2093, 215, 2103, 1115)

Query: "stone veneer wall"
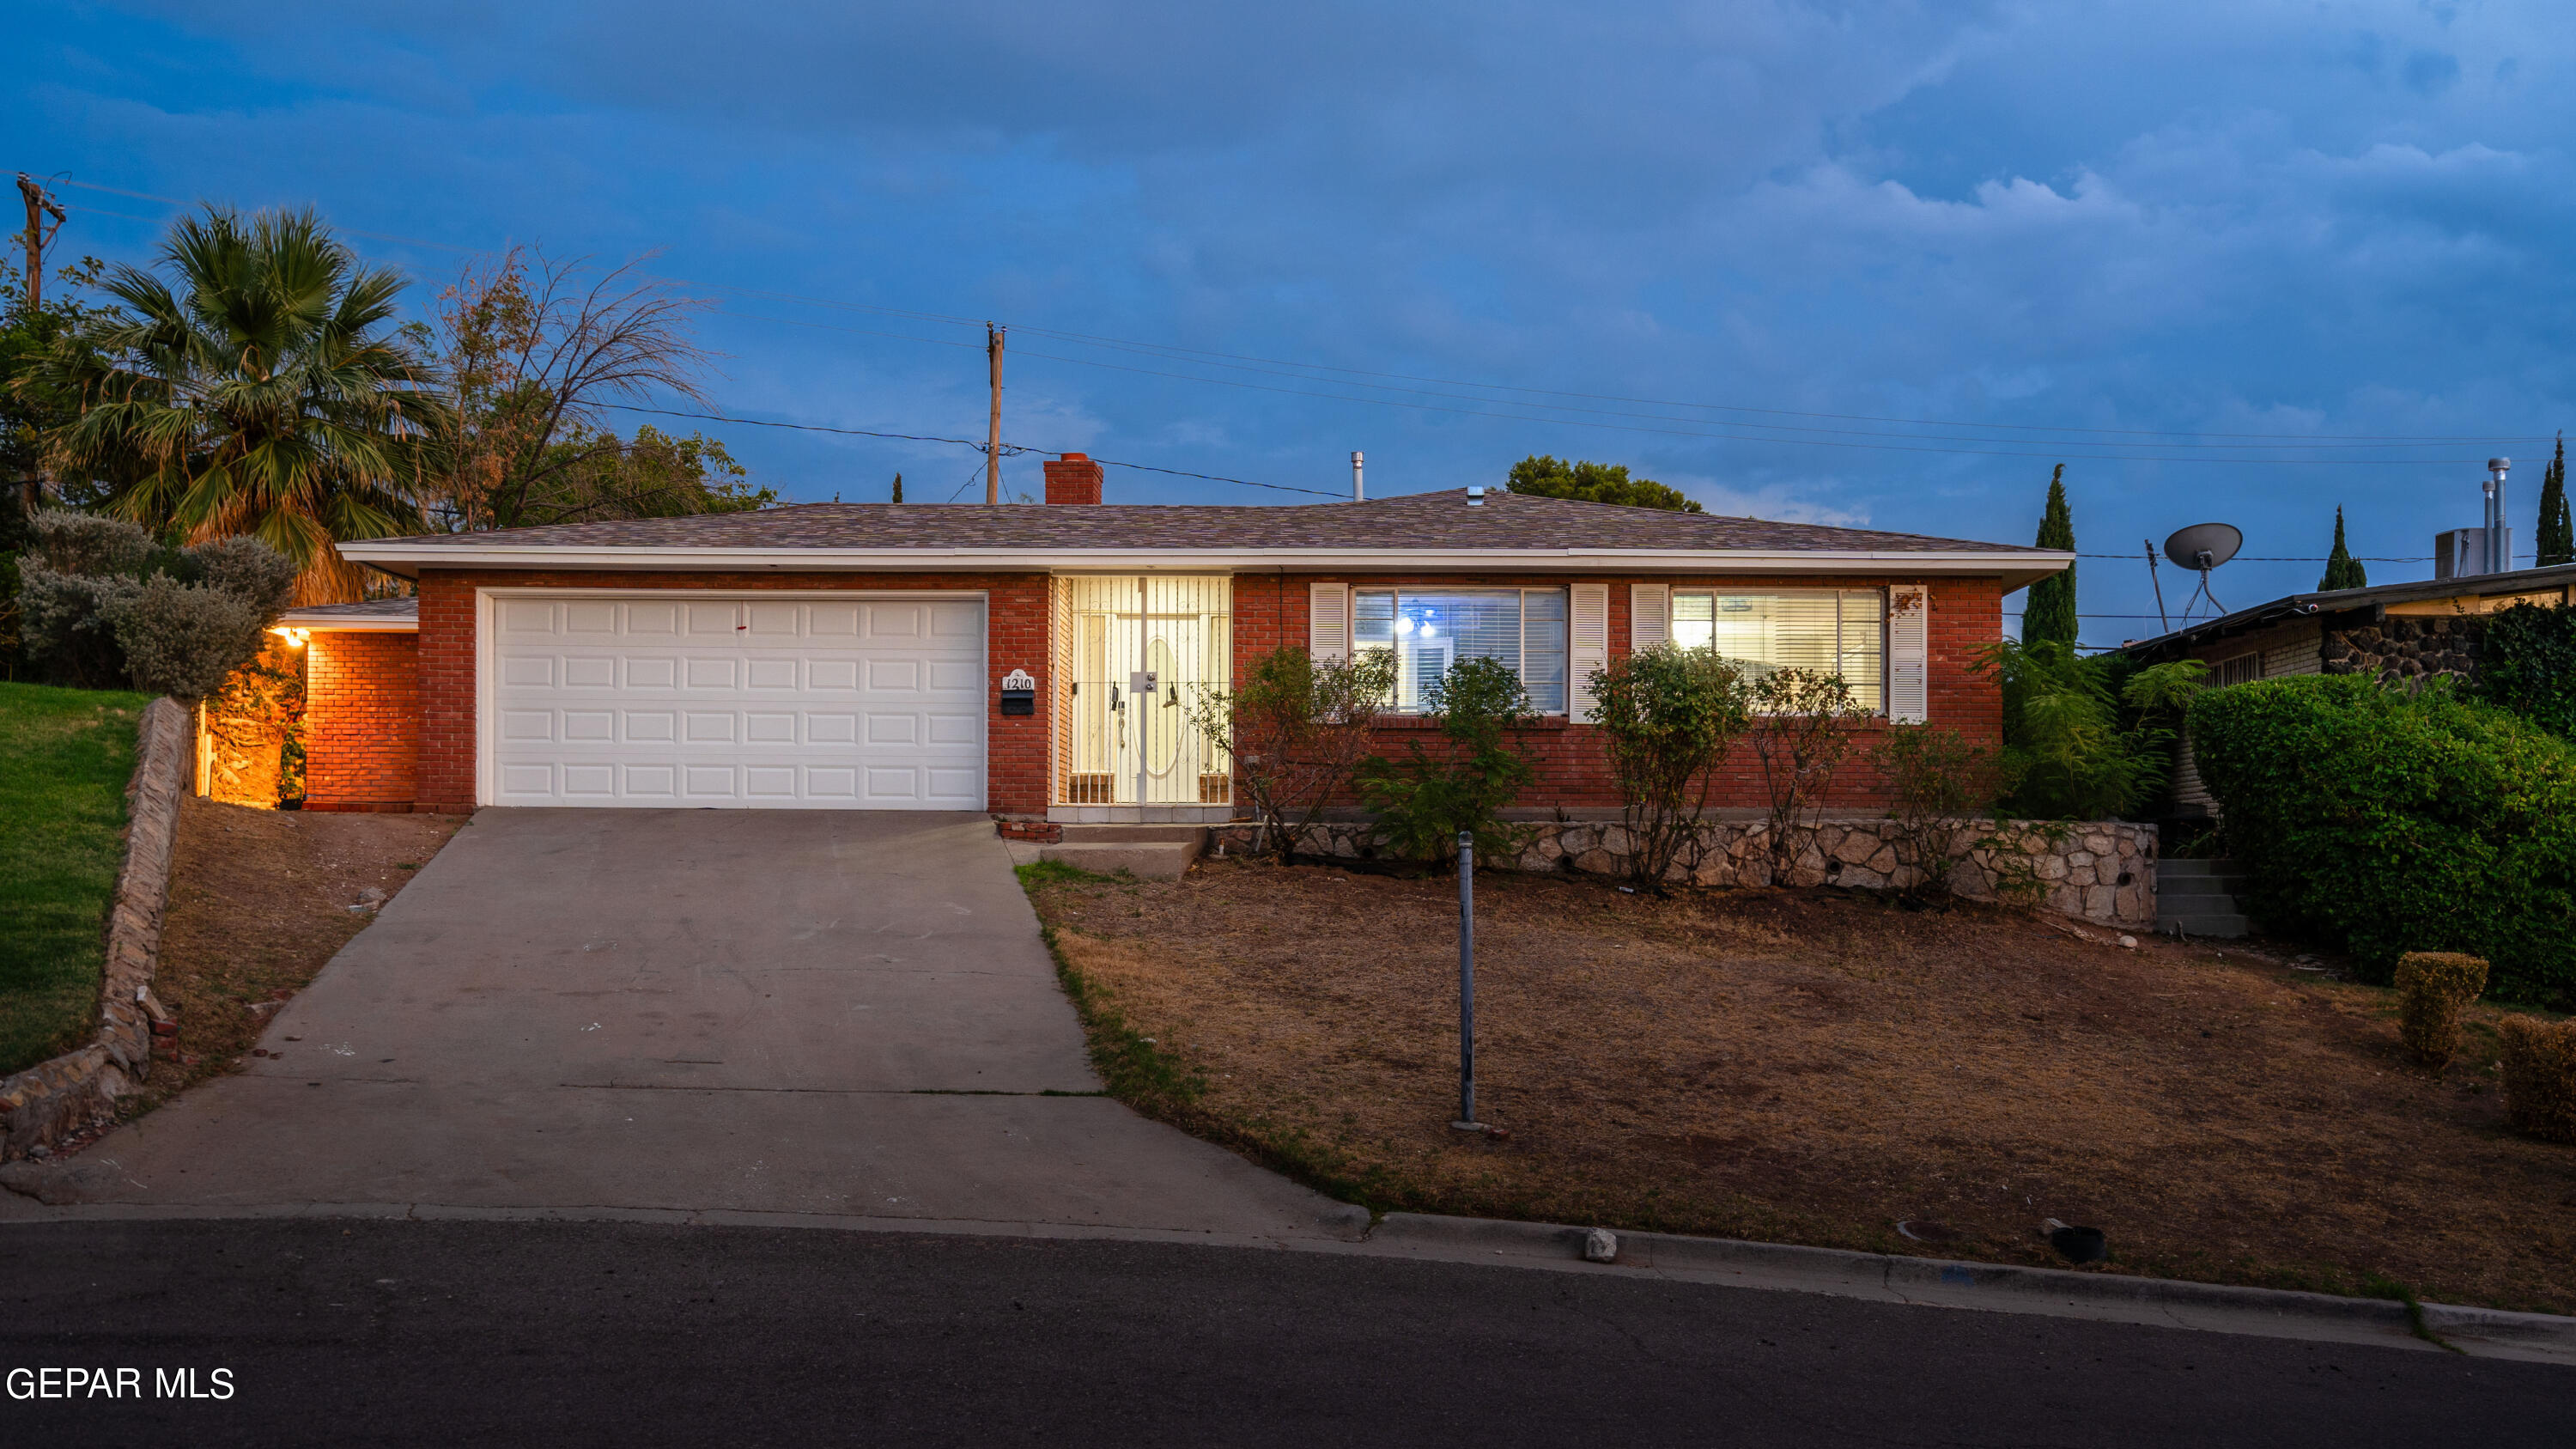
(0, 697, 187, 1161)
(1213, 816, 2157, 928)
(2321, 615, 2487, 685)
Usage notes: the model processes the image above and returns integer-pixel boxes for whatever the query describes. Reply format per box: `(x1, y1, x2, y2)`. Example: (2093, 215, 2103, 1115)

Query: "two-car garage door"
(488, 593, 985, 809)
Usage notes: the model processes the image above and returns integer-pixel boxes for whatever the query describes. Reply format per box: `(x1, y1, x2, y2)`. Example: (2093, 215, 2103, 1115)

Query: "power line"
(599, 403, 1347, 497)
(30, 169, 2557, 460)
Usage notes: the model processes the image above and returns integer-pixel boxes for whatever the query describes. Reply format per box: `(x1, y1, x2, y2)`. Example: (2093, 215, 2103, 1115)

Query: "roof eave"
(340, 543, 2073, 583)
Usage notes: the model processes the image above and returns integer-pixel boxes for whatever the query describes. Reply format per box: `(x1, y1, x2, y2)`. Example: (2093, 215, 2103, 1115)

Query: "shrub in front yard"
(1747, 667, 1862, 884)
(2394, 952, 2488, 1072)
(1356, 655, 1535, 868)
(1186, 644, 1394, 862)
(1868, 723, 2012, 899)
(2190, 674, 2576, 1004)
(2497, 1015, 2576, 1143)
(16, 510, 296, 701)
(1589, 643, 1750, 889)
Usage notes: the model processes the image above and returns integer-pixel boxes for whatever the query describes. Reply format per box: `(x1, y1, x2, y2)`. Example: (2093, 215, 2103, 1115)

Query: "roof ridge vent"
(1467, 486, 1486, 507)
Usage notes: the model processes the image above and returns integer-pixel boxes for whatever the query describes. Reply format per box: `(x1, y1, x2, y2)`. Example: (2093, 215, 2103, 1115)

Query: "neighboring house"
(274, 454, 2065, 820)
(2117, 561, 2576, 817)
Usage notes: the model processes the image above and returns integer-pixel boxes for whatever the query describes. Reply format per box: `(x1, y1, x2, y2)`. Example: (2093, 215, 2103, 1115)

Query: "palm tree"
(39, 206, 439, 603)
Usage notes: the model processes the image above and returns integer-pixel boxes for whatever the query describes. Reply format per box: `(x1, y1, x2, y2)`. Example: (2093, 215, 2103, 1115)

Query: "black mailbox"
(999, 667, 1036, 717)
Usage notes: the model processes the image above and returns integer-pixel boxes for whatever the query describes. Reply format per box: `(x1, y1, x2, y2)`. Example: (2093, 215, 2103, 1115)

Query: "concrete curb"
(1363, 1213, 2576, 1364)
(0, 697, 189, 1161)
(3, 1191, 2567, 1364)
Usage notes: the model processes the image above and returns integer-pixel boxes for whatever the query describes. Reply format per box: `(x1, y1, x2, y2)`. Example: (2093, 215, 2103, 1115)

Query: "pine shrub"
(2393, 952, 2488, 1072)
(2497, 1015, 2576, 1144)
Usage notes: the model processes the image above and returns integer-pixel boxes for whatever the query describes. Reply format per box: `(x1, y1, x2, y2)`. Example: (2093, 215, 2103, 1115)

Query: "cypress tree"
(891, 472, 904, 504)
(2318, 506, 2367, 591)
(2022, 463, 2078, 646)
(2539, 435, 2573, 568)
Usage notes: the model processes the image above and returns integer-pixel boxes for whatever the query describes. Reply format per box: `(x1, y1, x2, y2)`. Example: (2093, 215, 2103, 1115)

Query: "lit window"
(1670, 589, 1886, 711)
(1353, 588, 1569, 715)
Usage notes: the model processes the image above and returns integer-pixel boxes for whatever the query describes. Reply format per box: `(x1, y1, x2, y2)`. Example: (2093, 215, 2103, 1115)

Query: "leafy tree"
(2021, 464, 2076, 646)
(1589, 643, 1751, 890)
(419, 247, 738, 532)
(1978, 638, 2204, 819)
(2538, 435, 2573, 569)
(1504, 455, 1702, 513)
(1357, 656, 1536, 868)
(32, 207, 437, 604)
(5, 253, 131, 675)
(1186, 644, 1396, 862)
(2318, 505, 2367, 591)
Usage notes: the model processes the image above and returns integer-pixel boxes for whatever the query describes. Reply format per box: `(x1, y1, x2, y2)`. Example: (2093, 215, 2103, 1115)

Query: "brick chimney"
(1043, 453, 1103, 505)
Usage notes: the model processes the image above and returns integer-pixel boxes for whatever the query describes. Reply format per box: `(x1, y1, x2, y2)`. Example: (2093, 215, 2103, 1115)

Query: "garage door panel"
(489, 593, 984, 809)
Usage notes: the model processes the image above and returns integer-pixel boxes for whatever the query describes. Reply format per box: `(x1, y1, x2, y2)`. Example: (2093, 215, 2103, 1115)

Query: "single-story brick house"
(276, 455, 2066, 820)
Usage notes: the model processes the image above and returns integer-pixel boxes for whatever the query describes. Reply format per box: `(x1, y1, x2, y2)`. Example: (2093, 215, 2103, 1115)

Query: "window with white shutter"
(1630, 583, 1670, 651)
(1352, 588, 1571, 714)
(1886, 585, 1929, 724)
(1309, 582, 1351, 664)
(1569, 583, 1609, 722)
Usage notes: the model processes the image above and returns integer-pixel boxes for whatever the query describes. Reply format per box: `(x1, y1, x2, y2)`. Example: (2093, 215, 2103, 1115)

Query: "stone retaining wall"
(0, 697, 188, 1161)
(1215, 815, 2156, 927)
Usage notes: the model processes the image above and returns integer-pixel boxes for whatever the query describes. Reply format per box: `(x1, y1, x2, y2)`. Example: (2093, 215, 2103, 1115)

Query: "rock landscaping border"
(1215, 816, 2157, 927)
(0, 697, 189, 1162)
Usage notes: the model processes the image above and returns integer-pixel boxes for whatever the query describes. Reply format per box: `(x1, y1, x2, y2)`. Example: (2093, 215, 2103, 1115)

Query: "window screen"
(1670, 589, 1886, 709)
(1353, 588, 1569, 715)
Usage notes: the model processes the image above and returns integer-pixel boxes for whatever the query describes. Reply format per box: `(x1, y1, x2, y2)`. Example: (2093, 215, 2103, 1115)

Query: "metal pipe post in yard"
(1453, 831, 1478, 1131)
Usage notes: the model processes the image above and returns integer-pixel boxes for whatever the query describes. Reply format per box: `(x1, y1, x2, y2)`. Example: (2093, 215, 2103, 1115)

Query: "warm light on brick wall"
(304, 631, 422, 811)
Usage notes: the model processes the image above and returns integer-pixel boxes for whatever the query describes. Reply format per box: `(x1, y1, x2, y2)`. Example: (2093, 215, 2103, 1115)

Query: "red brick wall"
(1236, 572, 2006, 810)
(412, 570, 1054, 814)
(397, 568, 2006, 816)
(303, 631, 422, 811)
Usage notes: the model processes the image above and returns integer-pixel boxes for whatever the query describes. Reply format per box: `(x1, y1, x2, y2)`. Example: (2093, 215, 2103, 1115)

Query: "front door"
(1061, 576, 1230, 807)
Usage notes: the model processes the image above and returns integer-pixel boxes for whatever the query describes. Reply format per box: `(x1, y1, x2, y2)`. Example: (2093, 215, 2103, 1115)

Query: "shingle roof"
(361, 489, 2048, 556)
(279, 597, 420, 628)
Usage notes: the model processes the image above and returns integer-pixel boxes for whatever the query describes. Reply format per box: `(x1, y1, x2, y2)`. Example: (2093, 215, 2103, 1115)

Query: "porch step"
(1055, 825, 1209, 844)
(2157, 858, 2251, 939)
(1040, 826, 1208, 880)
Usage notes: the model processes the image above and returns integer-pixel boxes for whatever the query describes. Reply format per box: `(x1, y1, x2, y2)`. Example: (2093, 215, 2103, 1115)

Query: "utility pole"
(16, 174, 67, 316)
(985, 323, 1005, 504)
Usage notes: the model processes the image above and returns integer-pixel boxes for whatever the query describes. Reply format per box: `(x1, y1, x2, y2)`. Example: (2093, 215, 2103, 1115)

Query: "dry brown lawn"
(1026, 857, 2576, 1315)
(112, 797, 465, 1119)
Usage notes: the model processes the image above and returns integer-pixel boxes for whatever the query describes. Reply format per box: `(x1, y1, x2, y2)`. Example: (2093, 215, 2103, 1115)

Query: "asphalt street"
(3, 1217, 2568, 1447)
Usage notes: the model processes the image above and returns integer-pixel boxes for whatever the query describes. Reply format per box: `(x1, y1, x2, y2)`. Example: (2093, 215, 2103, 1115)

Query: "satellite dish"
(2161, 522, 2243, 624)
(2163, 522, 2243, 570)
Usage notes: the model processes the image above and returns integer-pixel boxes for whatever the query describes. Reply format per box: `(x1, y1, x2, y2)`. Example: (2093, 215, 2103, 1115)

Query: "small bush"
(2496, 1015, 2576, 1144)
(1356, 655, 1534, 868)
(1186, 644, 1394, 863)
(14, 510, 294, 700)
(1868, 723, 2012, 899)
(2393, 952, 2488, 1072)
(2189, 674, 2576, 1004)
(1748, 667, 1862, 883)
(1589, 643, 1750, 889)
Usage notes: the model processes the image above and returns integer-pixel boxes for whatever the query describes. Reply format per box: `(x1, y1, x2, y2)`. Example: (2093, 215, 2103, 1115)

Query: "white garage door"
(487, 593, 986, 809)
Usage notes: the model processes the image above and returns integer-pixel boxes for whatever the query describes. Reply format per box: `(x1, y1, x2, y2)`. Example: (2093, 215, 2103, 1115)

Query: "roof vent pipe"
(2487, 457, 2512, 576)
(1352, 451, 1364, 502)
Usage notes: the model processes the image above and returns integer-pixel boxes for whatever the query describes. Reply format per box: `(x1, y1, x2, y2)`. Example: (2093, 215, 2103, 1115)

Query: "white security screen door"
(1057, 575, 1230, 806)
(487, 592, 986, 808)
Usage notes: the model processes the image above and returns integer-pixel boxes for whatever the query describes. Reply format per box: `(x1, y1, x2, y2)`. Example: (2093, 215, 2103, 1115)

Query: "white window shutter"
(1309, 582, 1351, 663)
(1569, 583, 1610, 721)
(1630, 583, 1670, 650)
(1887, 585, 1929, 723)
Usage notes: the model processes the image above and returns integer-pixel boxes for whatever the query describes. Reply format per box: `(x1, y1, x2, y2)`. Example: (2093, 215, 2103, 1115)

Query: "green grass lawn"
(0, 681, 154, 1076)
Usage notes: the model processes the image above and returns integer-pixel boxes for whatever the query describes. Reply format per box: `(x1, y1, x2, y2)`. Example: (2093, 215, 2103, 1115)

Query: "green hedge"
(2478, 601, 2576, 739)
(2189, 674, 2576, 1005)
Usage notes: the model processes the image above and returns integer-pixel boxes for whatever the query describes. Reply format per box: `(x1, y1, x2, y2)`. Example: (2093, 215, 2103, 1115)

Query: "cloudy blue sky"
(13, 1, 2573, 642)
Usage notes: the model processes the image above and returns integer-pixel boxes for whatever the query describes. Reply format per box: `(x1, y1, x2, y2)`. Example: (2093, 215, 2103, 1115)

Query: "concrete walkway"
(17, 810, 1357, 1238)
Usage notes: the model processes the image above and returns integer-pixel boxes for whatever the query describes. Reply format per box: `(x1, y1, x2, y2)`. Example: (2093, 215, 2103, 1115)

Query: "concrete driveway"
(20, 810, 1355, 1238)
